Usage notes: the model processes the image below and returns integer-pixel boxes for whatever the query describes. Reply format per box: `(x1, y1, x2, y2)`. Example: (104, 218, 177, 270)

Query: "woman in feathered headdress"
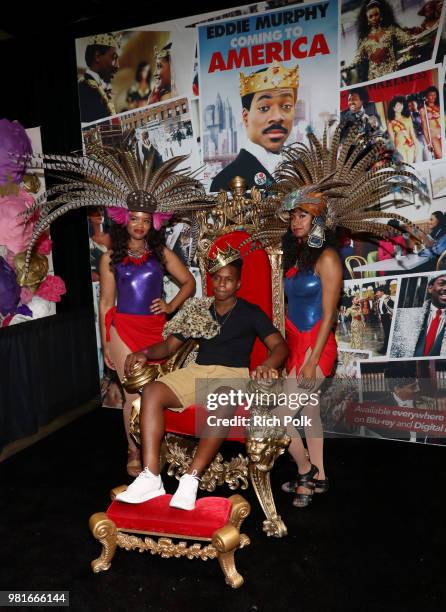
(274, 123, 425, 508)
(22, 144, 211, 476)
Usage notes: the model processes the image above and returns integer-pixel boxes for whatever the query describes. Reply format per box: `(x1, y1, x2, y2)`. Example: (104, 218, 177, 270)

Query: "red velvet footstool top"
(107, 495, 232, 539)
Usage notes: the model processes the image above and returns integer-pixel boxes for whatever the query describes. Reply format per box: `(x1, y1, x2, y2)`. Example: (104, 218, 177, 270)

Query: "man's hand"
(124, 351, 147, 378)
(250, 365, 279, 380)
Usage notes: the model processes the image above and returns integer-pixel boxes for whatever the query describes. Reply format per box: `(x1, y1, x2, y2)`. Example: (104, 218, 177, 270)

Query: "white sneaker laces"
(140, 467, 158, 479)
(186, 469, 200, 481)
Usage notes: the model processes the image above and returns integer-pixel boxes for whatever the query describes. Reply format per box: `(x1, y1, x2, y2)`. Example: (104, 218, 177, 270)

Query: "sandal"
(292, 464, 319, 508)
(127, 448, 142, 478)
(282, 476, 329, 495)
(314, 477, 329, 494)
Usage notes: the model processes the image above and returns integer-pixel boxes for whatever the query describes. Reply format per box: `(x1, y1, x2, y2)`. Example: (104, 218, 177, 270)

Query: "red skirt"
(105, 307, 165, 355)
(285, 317, 337, 377)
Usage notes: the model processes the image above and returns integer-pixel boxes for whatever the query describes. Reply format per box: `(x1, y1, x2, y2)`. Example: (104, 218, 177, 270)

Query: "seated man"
(117, 246, 288, 510)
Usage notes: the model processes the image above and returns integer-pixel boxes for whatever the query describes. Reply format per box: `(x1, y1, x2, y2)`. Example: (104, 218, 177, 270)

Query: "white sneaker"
(169, 471, 200, 510)
(115, 467, 165, 504)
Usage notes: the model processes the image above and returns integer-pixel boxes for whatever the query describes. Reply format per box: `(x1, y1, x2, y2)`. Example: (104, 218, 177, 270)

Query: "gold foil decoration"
(22, 173, 41, 194)
(0, 177, 20, 196)
(14, 251, 48, 290)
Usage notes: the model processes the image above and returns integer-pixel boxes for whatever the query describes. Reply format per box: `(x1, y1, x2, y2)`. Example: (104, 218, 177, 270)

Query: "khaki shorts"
(158, 363, 250, 411)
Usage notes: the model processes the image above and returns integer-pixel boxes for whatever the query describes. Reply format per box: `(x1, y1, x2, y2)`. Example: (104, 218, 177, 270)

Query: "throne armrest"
(122, 338, 199, 394)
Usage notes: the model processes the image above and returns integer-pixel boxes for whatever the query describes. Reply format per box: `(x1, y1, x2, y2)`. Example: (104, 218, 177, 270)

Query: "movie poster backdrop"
(197, 0, 339, 190)
(340, 0, 444, 87)
(74, 0, 446, 444)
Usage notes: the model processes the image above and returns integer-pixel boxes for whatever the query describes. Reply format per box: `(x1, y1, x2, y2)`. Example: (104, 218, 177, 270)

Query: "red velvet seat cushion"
(165, 403, 249, 442)
(107, 495, 232, 539)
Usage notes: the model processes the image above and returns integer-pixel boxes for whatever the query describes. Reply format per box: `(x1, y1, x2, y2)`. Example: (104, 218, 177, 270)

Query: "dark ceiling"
(0, 1, 296, 39)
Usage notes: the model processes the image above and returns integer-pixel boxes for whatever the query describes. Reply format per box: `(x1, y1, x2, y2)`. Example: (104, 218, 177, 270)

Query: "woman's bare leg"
(108, 327, 140, 455)
(433, 133, 442, 159)
(286, 353, 327, 496)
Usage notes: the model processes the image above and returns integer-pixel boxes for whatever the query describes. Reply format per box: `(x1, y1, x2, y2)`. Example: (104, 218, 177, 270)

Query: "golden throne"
(123, 177, 290, 538)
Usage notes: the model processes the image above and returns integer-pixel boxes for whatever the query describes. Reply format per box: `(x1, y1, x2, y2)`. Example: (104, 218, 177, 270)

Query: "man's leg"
(115, 380, 182, 504)
(169, 384, 241, 510)
(140, 381, 183, 474)
(380, 314, 391, 353)
(187, 385, 237, 476)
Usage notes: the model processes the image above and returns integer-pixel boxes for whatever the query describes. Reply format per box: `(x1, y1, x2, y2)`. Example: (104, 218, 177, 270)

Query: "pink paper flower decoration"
(20, 286, 34, 304)
(35, 233, 52, 255)
(153, 212, 172, 230)
(0, 189, 36, 254)
(6, 249, 15, 268)
(35, 274, 66, 302)
(106, 207, 172, 230)
(107, 207, 130, 225)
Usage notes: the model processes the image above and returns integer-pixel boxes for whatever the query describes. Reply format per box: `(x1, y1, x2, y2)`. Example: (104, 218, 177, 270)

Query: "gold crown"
(240, 62, 299, 97)
(88, 32, 121, 49)
(206, 244, 241, 275)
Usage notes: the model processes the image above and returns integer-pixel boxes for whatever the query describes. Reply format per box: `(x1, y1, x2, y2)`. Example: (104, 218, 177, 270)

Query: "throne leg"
(89, 512, 118, 572)
(212, 524, 244, 588)
(246, 437, 290, 538)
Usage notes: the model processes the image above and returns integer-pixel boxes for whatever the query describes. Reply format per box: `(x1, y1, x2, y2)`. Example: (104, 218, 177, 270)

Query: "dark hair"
(282, 225, 339, 273)
(430, 211, 446, 240)
(387, 219, 400, 229)
(241, 93, 255, 111)
(387, 96, 410, 120)
(228, 258, 243, 277)
(85, 44, 111, 68)
(357, 0, 398, 41)
(424, 86, 439, 104)
(85, 206, 104, 216)
(135, 61, 150, 82)
(211, 258, 244, 277)
(419, 1, 441, 18)
(348, 87, 369, 105)
(386, 374, 416, 392)
(109, 221, 166, 269)
(407, 94, 420, 108)
(384, 362, 416, 389)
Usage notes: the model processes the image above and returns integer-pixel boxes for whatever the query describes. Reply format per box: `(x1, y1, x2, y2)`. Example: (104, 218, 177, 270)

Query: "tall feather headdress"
(20, 145, 215, 270)
(252, 124, 428, 248)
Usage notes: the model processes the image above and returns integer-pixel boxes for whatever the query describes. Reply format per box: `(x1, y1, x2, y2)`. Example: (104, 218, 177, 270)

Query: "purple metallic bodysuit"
(115, 255, 163, 315)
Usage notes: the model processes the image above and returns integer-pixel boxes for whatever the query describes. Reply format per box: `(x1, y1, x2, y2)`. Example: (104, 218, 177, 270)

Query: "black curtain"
(0, 1, 248, 450)
(0, 311, 98, 450)
(0, 33, 98, 450)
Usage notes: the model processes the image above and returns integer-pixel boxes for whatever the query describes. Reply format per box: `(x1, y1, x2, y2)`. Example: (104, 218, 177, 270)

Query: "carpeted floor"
(1, 407, 445, 612)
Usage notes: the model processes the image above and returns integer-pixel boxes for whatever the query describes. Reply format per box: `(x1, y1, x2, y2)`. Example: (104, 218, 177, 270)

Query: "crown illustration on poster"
(154, 42, 173, 59)
(239, 62, 299, 97)
(206, 244, 241, 274)
(88, 32, 121, 49)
